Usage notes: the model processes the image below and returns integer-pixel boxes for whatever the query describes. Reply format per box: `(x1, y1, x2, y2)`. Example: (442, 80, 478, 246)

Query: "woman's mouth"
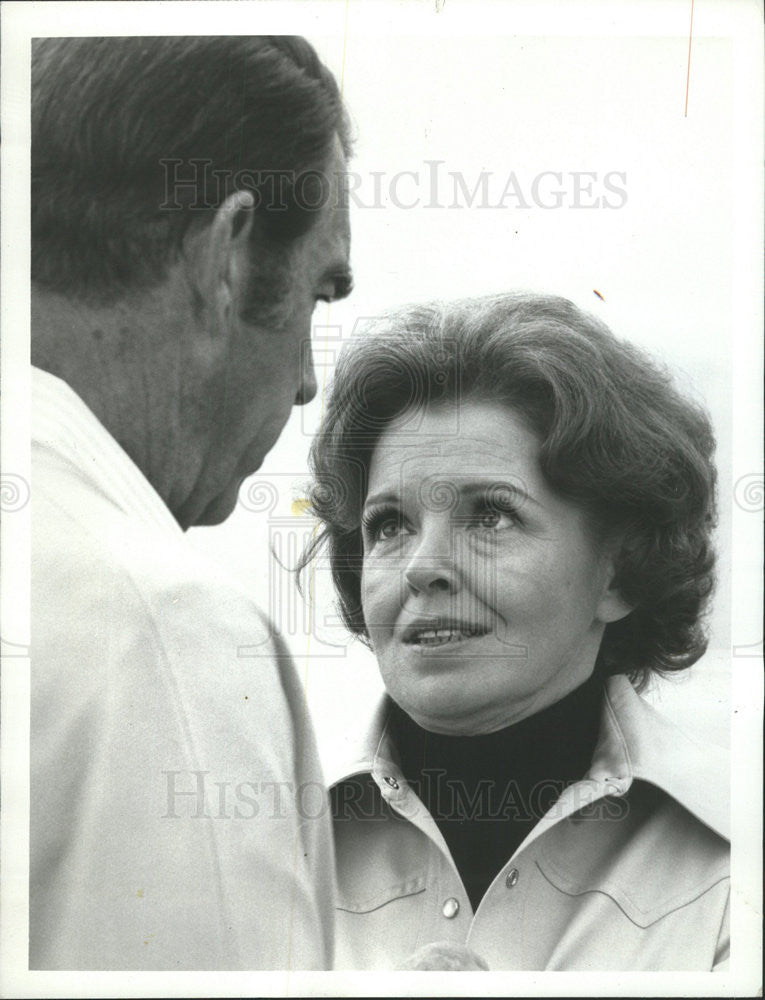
(403, 623, 488, 647)
(412, 628, 482, 647)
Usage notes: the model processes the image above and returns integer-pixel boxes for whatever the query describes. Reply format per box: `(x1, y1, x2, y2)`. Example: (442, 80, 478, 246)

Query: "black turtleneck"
(387, 671, 603, 911)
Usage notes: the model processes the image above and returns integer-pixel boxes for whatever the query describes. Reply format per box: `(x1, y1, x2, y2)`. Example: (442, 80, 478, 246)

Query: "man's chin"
(182, 455, 267, 529)
(189, 481, 243, 528)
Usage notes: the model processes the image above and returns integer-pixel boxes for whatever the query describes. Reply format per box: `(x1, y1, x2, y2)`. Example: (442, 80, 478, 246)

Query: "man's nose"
(403, 519, 459, 595)
(295, 338, 318, 406)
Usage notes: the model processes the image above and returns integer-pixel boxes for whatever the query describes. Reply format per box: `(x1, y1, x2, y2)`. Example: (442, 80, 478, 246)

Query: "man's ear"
(196, 189, 256, 325)
(595, 552, 635, 624)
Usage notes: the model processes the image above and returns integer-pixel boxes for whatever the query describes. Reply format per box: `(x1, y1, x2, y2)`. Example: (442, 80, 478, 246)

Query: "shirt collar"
(32, 365, 181, 537)
(595, 675, 730, 840)
(327, 674, 730, 842)
(324, 696, 393, 789)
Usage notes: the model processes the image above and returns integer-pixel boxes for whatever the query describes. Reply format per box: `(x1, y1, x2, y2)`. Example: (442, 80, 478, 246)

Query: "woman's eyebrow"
(458, 479, 540, 508)
(364, 480, 541, 512)
(363, 490, 399, 510)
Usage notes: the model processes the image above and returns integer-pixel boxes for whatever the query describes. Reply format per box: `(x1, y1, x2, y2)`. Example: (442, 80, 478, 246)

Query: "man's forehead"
(315, 139, 352, 267)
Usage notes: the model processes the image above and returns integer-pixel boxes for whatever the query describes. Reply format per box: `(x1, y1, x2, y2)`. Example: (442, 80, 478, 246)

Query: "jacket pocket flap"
(536, 857, 728, 928)
(534, 784, 730, 928)
(337, 875, 427, 914)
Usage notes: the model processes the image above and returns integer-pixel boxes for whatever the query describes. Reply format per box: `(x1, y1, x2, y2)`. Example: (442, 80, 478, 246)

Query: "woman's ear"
(595, 550, 635, 624)
(596, 584, 634, 624)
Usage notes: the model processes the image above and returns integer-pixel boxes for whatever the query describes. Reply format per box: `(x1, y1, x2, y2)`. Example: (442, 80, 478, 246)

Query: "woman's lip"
(401, 623, 489, 645)
(411, 631, 483, 648)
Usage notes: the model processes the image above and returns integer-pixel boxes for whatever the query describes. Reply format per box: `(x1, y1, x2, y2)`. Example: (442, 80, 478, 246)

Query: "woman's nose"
(403, 521, 459, 595)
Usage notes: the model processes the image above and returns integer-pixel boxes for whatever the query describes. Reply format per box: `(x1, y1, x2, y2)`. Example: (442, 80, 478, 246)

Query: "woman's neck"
(387, 671, 605, 911)
(390, 670, 603, 788)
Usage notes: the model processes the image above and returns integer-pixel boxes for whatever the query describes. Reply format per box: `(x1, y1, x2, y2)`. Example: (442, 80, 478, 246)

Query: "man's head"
(32, 36, 353, 527)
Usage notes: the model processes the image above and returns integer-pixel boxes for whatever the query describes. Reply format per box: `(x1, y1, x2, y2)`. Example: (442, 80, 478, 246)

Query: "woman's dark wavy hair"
(300, 292, 717, 690)
(32, 35, 351, 303)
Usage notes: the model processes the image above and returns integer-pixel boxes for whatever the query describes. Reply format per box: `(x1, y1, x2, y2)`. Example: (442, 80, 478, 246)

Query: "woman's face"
(360, 400, 629, 735)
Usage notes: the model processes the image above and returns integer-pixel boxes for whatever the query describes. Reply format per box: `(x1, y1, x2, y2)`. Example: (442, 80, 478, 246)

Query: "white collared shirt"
(327, 675, 730, 970)
(30, 367, 335, 970)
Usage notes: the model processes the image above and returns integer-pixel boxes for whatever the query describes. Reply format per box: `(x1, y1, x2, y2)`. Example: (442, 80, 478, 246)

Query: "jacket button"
(505, 868, 519, 888)
(442, 897, 460, 919)
(383, 775, 399, 790)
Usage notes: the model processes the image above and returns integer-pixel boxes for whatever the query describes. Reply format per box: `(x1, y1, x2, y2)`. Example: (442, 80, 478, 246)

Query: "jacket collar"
(326, 674, 730, 842)
(32, 365, 181, 537)
(324, 695, 393, 788)
(595, 676, 730, 840)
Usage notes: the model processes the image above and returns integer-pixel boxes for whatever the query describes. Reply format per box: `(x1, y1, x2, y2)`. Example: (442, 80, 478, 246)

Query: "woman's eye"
(467, 507, 517, 533)
(376, 517, 402, 540)
(362, 508, 409, 546)
(477, 511, 502, 529)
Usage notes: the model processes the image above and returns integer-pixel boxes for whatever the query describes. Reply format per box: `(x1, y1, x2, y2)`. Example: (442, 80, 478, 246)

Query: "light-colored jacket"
(31, 367, 335, 970)
(327, 675, 729, 970)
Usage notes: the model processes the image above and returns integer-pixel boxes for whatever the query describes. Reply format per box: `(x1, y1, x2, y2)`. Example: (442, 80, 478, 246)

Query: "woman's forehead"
(367, 402, 543, 493)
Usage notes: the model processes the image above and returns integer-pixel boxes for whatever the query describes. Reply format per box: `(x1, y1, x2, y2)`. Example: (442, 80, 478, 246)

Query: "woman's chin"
(389, 675, 508, 736)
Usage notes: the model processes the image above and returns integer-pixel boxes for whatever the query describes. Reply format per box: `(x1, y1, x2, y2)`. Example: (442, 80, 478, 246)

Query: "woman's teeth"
(413, 628, 481, 646)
